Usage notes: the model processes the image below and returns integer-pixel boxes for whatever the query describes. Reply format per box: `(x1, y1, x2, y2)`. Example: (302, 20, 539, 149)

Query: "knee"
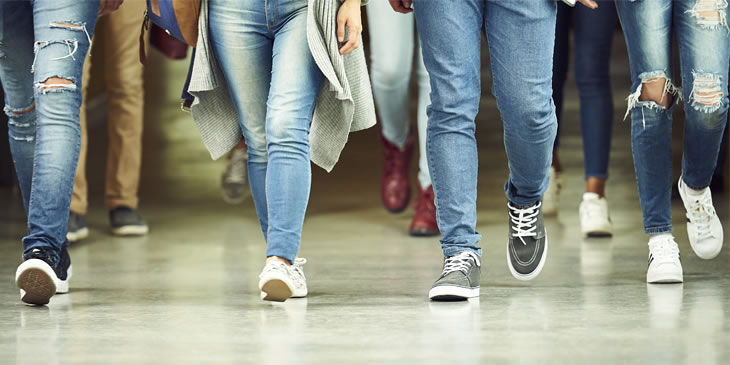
(36, 76, 77, 94)
(370, 60, 410, 90)
(266, 119, 309, 153)
(5, 102, 36, 142)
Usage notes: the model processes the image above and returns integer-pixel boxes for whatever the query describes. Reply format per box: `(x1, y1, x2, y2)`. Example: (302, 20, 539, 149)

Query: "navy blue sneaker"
(15, 244, 72, 305)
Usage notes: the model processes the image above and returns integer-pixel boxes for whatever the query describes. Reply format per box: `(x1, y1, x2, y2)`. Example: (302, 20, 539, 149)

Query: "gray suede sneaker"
(109, 206, 149, 236)
(429, 251, 481, 301)
(507, 201, 548, 281)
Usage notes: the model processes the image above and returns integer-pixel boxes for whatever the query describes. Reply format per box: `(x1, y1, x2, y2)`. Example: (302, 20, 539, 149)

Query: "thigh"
(674, 0, 730, 110)
(615, 0, 673, 87)
(267, 4, 322, 137)
(485, 0, 557, 116)
(573, 0, 617, 81)
(413, 0, 483, 116)
(366, 0, 415, 77)
(0, 2, 35, 109)
(32, 1, 100, 87)
(208, 0, 272, 157)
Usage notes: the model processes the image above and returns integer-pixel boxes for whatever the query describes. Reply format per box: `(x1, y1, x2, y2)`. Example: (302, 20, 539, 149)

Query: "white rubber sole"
(258, 272, 307, 302)
(581, 221, 613, 237)
(507, 233, 549, 281)
(15, 259, 57, 306)
(111, 225, 149, 236)
(429, 285, 480, 301)
(66, 227, 89, 243)
(647, 263, 683, 284)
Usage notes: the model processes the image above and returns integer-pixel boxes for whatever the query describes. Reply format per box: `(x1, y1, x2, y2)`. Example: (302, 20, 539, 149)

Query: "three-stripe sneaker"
(507, 201, 548, 280)
(677, 177, 723, 260)
(429, 251, 481, 301)
(15, 244, 72, 305)
(646, 234, 683, 284)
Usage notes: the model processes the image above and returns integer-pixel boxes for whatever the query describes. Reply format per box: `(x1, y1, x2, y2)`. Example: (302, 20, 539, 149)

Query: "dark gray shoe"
(66, 212, 89, 243)
(507, 201, 548, 280)
(429, 251, 481, 301)
(109, 206, 149, 236)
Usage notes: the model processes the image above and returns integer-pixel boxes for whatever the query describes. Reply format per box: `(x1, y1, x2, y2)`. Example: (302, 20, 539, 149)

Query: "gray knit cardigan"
(188, 0, 376, 172)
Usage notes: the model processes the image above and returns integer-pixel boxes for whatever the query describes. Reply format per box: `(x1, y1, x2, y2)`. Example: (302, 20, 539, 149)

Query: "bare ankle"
(266, 256, 291, 265)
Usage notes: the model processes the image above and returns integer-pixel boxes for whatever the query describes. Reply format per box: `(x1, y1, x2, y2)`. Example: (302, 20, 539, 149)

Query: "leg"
(70, 51, 91, 216)
(574, 1, 617, 189)
(103, 0, 146, 211)
(415, 40, 432, 190)
(26, 1, 100, 257)
(0, 1, 35, 211)
(263, 4, 323, 262)
(414, 0, 484, 257)
(208, 0, 271, 239)
(552, 2, 572, 156)
(367, 1, 416, 214)
(616, 0, 675, 235)
(485, 0, 558, 206)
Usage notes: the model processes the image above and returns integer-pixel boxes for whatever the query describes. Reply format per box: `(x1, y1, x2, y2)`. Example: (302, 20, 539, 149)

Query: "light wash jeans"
(366, 0, 431, 188)
(414, 0, 558, 257)
(0, 0, 99, 264)
(209, 0, 324, 263)
(616, 0, 730, 234)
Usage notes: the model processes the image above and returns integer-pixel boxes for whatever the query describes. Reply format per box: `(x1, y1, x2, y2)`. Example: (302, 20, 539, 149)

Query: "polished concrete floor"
(1, 35, 729, 364)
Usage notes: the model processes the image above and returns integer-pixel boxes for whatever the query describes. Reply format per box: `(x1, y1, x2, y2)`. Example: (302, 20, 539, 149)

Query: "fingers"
(577, 0, 598, 9)
(339, 24, 361, 55)
(337, 15, 346, 43)
(389, 0, 413, 13)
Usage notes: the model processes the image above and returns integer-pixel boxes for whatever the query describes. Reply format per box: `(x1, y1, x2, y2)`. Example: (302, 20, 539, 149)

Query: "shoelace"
(581, 198, 605, 219)
(383, 143, 407, 177)
(290, 258, 307, 287)
(509, 202, 540, 245)
(649, 236, 680, 263)
(686, 197, 717, 241)
(224, 149, 248, 184)
(443, 251, 480, 275)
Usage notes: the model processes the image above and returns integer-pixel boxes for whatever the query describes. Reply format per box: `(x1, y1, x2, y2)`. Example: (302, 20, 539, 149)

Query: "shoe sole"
(429, 285, 479, 301)
(15, 260, 57, 306)
(111, 225, 149, 236)
(66, 227, 89, 243)
(261, 279, 293, 302)
(677, 178, 723, 260)
(221, 188, 251, 205)
(507, 233, 549, 281)
(647, 273, 683, 284)
(583, 226, 613, 238)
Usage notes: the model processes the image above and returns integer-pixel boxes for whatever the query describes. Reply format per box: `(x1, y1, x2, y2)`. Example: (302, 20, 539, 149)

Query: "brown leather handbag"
(139, 0, 201, 63)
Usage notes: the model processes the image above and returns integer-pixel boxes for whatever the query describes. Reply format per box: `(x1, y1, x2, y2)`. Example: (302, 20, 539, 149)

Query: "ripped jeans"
(616, 0, 730, 234)
(0, 1, 99, 263)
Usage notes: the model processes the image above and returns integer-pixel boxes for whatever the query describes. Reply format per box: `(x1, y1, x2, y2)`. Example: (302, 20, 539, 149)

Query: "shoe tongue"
(583, 192, 601, 201)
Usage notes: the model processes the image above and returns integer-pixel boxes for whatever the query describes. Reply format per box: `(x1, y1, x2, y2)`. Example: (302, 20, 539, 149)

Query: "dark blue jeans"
(552, 1, 617, 181)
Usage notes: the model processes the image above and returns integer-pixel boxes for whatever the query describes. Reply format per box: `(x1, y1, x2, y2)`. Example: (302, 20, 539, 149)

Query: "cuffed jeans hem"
(265, 249, 298, 264)
(680, 175, 711, 191)
(644, 226, 673, 235)
(442, 245, 482, 258)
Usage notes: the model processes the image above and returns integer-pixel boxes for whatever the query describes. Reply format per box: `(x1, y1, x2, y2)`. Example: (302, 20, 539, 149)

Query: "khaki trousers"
(71, 0, 146, 214)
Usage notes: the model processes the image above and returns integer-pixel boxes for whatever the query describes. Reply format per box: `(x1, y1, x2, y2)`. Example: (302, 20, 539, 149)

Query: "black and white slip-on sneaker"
(429, 251, 481, 301)
(507, 201, 548, 281)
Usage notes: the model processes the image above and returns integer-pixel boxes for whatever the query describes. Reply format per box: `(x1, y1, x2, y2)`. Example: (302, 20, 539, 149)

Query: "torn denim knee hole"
(686, 0, 729, 30)
(4, 103, 35, 117)
(35, 77, 77, 94)
(690, 72, 724, 112)
(32, 40, 80, 72)
(624, 72, 681, 127)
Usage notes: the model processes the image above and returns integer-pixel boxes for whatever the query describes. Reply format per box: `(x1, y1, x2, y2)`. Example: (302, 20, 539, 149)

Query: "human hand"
(99, 0, 124, 17)
(389, 0, 413, 13)
(576, 0, 598, 9)
(337, 0, 362, 55)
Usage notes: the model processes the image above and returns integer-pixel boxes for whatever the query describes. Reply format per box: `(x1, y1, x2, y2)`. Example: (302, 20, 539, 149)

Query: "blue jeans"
(0, 1, 99, 263)
(209, 0, 323, 263)
(616, 0, 730, 234)
(414, 0, 558, 257)
(553, 0, 617, 180)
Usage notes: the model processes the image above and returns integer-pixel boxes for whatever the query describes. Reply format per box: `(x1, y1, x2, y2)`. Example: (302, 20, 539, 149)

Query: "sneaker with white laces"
(646, 234, 683, 284)
(678, 177, 723, 259)
(542, 167, 562, 216)
(221, 147, 250, 205)
(429, 251, 481, 301)
(258, 258, 308, 302)
(507, 201, 548, 280)
(579, 192, 613, 237)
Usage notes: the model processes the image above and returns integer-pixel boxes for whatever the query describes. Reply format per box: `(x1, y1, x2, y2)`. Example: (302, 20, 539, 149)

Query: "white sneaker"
(579, 192, 613, 237)
(258, 258, 308, 302)
(678, 177, 723, 260)
(646, 235, 683, 284)
(542, 167, 562, 216)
